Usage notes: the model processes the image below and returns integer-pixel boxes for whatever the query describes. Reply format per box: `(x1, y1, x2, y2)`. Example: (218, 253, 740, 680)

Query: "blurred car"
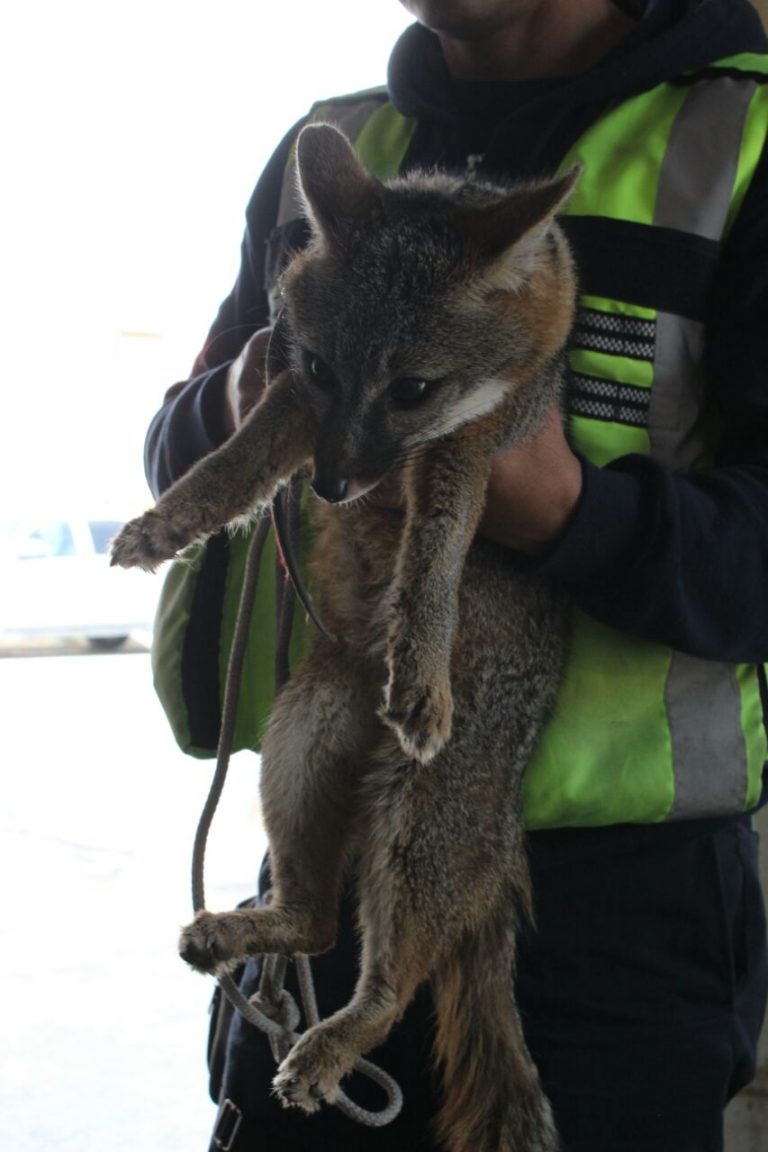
(0, 516, 164, 649)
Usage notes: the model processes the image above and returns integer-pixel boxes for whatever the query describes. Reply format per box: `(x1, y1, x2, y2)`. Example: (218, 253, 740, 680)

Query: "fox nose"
(311, 475, 349, 504)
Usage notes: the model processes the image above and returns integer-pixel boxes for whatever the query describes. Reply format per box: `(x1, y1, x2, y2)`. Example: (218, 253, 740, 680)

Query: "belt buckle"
(213, 1098, 243, 1151)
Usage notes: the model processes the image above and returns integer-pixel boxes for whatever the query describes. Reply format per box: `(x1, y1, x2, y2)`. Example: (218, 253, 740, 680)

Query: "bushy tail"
(433, 903, 558, 1152)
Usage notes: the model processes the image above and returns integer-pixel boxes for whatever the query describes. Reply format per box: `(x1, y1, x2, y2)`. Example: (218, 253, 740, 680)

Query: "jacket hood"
(387, 0, 767, 175)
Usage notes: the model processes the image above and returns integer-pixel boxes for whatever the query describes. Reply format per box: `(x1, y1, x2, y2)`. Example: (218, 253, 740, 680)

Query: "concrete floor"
(0, 644, 266, 1151)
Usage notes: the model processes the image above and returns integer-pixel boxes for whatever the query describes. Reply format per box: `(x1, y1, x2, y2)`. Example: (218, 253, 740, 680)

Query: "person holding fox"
(139, 1, 768, 1149)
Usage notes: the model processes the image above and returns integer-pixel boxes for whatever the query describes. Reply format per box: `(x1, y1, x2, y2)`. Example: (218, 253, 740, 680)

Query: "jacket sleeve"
(533, 143, 768, 664)
(144, 120, 305, 497)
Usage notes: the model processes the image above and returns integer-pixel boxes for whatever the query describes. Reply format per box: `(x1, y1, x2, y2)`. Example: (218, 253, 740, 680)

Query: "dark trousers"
(209, 816, 767, 1152)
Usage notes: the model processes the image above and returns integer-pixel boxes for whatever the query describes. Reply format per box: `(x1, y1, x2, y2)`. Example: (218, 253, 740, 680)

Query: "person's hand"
(480, 405, 583, 555)
(223, 327, 273, 434)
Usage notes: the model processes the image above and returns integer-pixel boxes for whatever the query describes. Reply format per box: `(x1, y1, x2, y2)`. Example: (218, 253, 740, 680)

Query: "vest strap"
(562, 216, 718, 319)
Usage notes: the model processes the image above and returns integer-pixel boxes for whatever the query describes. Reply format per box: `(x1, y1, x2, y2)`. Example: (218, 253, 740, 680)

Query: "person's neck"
(439, 1, 637, 81)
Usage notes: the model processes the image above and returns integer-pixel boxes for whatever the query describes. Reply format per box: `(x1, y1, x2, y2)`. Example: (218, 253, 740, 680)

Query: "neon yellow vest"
(525, 57, 768, 825)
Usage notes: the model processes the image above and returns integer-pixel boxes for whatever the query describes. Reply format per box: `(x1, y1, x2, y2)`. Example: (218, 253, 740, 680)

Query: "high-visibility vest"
(527, 57, 768, 826)
(155, 57, 768, 827)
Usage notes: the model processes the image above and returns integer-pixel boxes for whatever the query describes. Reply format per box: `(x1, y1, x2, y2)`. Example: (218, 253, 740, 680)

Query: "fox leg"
(271, 731, 447, 1111)
(272, 878, 433, 1113)
(381, 421, 494, 763)
(179, 648, 373, 973)
(111, 370, 313, 571)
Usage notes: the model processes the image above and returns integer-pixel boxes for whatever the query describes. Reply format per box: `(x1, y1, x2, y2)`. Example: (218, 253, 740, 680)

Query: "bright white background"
(0, 3, 411, 1149)
(1, 0, 411, 512)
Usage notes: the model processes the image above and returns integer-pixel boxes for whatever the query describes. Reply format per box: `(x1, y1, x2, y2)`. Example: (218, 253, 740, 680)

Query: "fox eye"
(389, 377, 433, 407)
(306, 353, 334, 390)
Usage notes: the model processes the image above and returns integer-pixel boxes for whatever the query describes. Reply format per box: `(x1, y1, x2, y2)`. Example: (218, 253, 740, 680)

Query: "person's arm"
(482, 144, 768, 664)
(144, 120, 305, 497)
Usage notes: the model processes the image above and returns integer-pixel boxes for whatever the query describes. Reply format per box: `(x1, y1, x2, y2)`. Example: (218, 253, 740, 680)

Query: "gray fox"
(111, 123, 578, 1152)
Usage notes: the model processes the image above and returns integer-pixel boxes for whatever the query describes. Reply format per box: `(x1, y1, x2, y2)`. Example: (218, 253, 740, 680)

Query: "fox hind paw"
(273, 1031, 350, 1114)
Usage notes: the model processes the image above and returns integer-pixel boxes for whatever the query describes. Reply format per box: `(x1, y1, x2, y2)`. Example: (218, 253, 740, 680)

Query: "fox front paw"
(380, 669, 454, 764)
(178, 910, 241, 974)
(110, 510, 193, 572)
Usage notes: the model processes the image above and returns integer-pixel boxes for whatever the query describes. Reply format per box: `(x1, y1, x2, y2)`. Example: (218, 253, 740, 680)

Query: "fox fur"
(111, 123, 579, 1152)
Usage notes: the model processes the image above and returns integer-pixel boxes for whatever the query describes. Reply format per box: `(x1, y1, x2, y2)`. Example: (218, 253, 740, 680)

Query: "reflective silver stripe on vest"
(655, 77, 755, 239)
(665, 653, 748, 819)
(276, 98, 387, 228)
(650, 76, 756, 819)
(649, 75, 756, 469)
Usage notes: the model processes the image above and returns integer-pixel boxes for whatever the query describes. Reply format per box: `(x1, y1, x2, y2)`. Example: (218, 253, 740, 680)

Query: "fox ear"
(462, 165, 581, 287)
(296, 123, 382, 242)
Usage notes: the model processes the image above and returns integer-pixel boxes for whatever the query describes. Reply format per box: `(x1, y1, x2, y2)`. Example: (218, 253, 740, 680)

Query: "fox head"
(280, 122, 579, 504)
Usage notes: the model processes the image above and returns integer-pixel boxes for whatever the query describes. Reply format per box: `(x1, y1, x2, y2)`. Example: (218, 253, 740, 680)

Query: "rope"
(190, 508, 403, 1127)
(191, 514, 271, 914)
